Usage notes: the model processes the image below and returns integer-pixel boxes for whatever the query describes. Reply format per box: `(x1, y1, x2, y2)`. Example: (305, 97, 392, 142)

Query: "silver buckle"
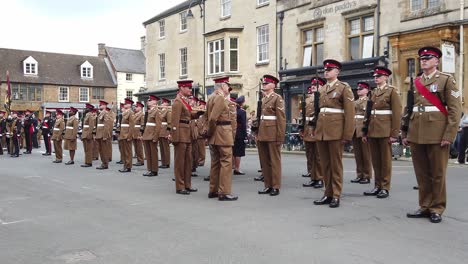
(418, 105, 425, 112)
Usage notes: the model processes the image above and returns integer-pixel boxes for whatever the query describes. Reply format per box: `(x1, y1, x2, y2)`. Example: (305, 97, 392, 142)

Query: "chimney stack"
(98, 43, 106, 58)
(140, 36, 146, 56)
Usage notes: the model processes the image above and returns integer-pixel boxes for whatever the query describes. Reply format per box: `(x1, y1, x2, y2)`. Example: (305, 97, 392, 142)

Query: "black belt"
(216, 121, 231, 126)
(179, 120, 190, 124)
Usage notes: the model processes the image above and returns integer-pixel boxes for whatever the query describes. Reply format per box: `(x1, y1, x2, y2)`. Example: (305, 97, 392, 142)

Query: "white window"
(256, 25, 269, 63)
(257, 0, 269, 5)
(348, 16, 374, 60)
(126, 90, 133, 99)
(58, 87, 69, 102)
(302, 27, 324, 67)
(208, 39, 225, 75)
(159, 54, 166, 80)
(79, 87, 89, 102)
(180, 48, 188, 76)
(180, 11, 187, 32)
(126, 73, 133, 81)
(221, 0, 231, 18)
(80, 61, 93, 78)
(159, 20, 165, 38)
(229, 37, 239, 72)
(23, 56, 38, 75)
(410, 0, 423, 11)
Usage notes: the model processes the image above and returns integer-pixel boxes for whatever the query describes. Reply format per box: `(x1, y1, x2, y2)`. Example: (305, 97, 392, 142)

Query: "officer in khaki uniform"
(256, 75, 286, 197)
(206, 77, 238, 201)
(351, 82, 373, 184)
(301, 77, 325, 189)
(404, 47, 461, 223)
(171, 80, 199, 195)
(133, 102, 145, 166)
(158, 98, 172, 169)
(363, 67, 402, 198)
(313, 59, 355, 208)
(142, 95, 162, 177)
(51, 110, 65, 163)
(81, 103, 96, 167)
(95, 101, 112, 170)
(64, 107, 79, 165)
(118, 98, 135, 173)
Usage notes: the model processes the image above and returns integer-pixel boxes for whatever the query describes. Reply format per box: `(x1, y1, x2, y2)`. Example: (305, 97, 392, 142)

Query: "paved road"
(1, 144, 467, 264)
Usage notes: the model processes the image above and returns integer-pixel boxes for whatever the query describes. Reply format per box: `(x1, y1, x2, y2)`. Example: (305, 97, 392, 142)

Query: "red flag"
(6, 70, 10, 97)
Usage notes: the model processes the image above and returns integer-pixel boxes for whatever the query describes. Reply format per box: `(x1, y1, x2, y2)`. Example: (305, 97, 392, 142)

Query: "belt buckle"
(418, 105, 425, 112)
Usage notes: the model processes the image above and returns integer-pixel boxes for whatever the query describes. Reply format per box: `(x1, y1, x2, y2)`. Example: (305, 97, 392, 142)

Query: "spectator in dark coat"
(233, 96, 247, 175)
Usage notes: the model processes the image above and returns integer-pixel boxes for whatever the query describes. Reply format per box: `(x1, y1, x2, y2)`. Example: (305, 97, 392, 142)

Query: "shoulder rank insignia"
(451, 90, 460, 98)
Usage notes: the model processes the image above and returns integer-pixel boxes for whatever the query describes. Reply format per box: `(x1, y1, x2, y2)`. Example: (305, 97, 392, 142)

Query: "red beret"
(124, 98, 134, 105)
(56, 110, 63, 116)
(373, 66, 392, 77)
(311, 77, 326, 86)
(161, 98, 170, 104)
(69, 107, 78, 113)
(119, 103, 124, 108)
(136, 102, 144, 108)
(262, 74, 279, 85)
(148, 95, 160, 101)
(213, 76, 230, 84)
(106, 107, 111, 111)
(357, 82, 370, 89)
(99, 100, 108, 106)
(177, 80, 193, 88)
(323, 59, 342, 70)
(418, 46, 442, 59)
(85, 103, 94, 109)
(230, 97, 236, 102)
(199, 100, 206, 106)
(25, 109, 32, 113)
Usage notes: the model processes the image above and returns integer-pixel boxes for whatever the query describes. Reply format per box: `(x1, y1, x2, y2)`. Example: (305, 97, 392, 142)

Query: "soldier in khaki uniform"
(81, 103, 96, 167)
(142, 95, 162, 177)
(171, 80, 199, 195)
(313, 59, 355, 208)
(351, 82, 372, 184)
(206, 77, 238, 201)
(301, 77, 325, 189)
(133, 102, 145, 166)
(363, 67, 402, 198)
(404, 47, 461, 223)
(158, 98, 172, 169)
(63, 107, 79, 165)
(118, 98, 135, 173)
(51, 110, 65, 163)
(95, 101, 112, 170)
(256, 75, 286, 196)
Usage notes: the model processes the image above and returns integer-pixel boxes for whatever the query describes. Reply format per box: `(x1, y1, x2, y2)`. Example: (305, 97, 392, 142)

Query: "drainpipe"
(376, 0, 381, 57)
(278, 12, 284, 71)
(459, 0, 464, 99)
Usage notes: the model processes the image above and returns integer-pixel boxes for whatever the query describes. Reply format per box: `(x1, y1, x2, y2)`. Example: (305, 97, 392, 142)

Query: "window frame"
(81, 67, 92, 78)
(11, 84, 42, 101)
(159, 53, 166, 80)
(159, 20, 165, 38)
(180, 11, 188, 32)
(180, 48, 188, 77)
(208, 39, 225, 75)
(229, 37, 239, 72)
(79, 87, 89, 102)
(347, 15, 375, 60)
(24, 63, 37, 75)
(92, 87, 105, 100)
(256, 24, 270, 63)
(126, 73, 133, 81)
(58, 86, 69, 102)
(221, 0, 232, 18)
(302, 26, 324, 67)
(257, 0, 269, 6)
(126, 90, 133, 99)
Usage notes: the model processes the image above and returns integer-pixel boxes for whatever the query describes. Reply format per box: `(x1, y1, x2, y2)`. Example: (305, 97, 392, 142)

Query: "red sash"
(180, 97, 193, 112)
(414, 77, 448, 116)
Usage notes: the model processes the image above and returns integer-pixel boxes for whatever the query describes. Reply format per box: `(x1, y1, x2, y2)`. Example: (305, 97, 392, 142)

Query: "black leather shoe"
(159, 165, 170, 169)
(133, 162, 144, 166)
(81, 164, 92, 167)
(313, 180, 324, 188)
(176, 189, 190, 195)
(254, 176, 264, 182)
(313, 196, 333, 205)
(42, 153, 51, 156)
(303, 180, 316, 187)
(191, 173, 198, 177)
(430, 213, 442, 223)
(172, 178, 175, 181)
(65, 161, 74, 165)
(329, 198, 340, 208)
(23, 151, 31, 154)
(233, 170, 245, 175)
(302, 173, 311, 178)
(143, 171, 158, 177)
(359, 178, 371, 184)
(116, 160, 123, 164)
(363, 187, 381, 196)
(257, 169, 262, 172)
(186, 188, 198, 192)
(52, 160, 62, 163)
(208, 192, 219, 198)
(407, 209, 431, 218)
(270, 189, 280, 196)
(96, 166, 108, 170)
(258, 188, 273, 194)
(219, 194, 238, 201)
(119, 168, 131, 173)
(376, 189, 389, 199)
(351, 177, 362, 183)
(204, 176, 210, 181)
(413, 186, 419, 190)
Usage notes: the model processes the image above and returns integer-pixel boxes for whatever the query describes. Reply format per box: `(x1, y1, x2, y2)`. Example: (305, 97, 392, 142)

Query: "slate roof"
(0, 48, 117, 88)
(143, 0, 201, 26)
(105, 47, 145, 74)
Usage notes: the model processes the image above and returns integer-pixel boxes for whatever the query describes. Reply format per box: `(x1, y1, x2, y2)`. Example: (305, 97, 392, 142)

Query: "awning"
(41, 102, 97, 111)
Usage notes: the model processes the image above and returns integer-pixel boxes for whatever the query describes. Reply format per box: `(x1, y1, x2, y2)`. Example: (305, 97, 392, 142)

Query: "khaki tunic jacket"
(196, 114, 207, 139)
(132, 111, 144, 139)
(82, 112, 95, 140)
(315, 81, 355, 141)
(354, 97, 368, 138)
(171, 95, 194, 144)
(257, 92, 286, 142)
(368, 84, 402, 138)
(303, 95, 318, 142)
(159, 108, 172, 138)
(51, 118, 65, 141)
(206, 91, 233, 146)
(142, 108, 161, 141)
(95, 111, 112, 140)
(119, 109, 135, 140)
(63, 116, 78, 140)
(407, 71, 461, 144)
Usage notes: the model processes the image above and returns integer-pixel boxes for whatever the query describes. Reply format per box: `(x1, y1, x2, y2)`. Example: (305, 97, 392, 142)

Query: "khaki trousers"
(317, 140, 343, 199)
(96, 139, 109, 167)
(144, 140, 159, 173)
(192, 139, 199, 169)
(410, 143, 448, 214)
(305, 141, 323, 181)
(83, 139, 94, 164)
(106, 139, 113, 162)
(118, 140, 123, 162)
(368, 137, 392, 190)
(93, 140, 99, 159)
(258, 141, 282, 189)
(209, 145, 233, 195)
(133, 139, 144, 164)
(174, 142, 192, 191)
(158, 137, 170, 166)
(53, 139, 63, 161)
(197, 139, 206, 165)
(120, 139, 132, 169)
(353, 136, 373, 180)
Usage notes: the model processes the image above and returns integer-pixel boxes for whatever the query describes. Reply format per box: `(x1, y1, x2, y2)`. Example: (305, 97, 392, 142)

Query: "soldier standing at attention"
(133, 101, 145, 167)
(51, 110, 65, 163)
(10, 112, 23, 158)
(158, 98, 171, 169)
(171, 80, 199, 195)
(206, 76, 238, 201)
(81, 104, 96, 167)
(23, 109, 34, 154)
(313, 59, 355, 208)
(118, 98, 135, 173)
(363, 67, 402, 198)
(301, 77, 325, 189)
(256, 75, 286, 197)
(351, 82, 373, 184)
(95, 101, 112, 170)
(64, 107, 79, 165)
(142, 95, 161, 177)
(404, 47, 461, 223)
(41, 111, 53, 156)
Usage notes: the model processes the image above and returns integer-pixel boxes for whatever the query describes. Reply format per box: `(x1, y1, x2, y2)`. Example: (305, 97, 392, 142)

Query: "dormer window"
(23, 56, 38, 75)
(81, 61, 93, 79)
